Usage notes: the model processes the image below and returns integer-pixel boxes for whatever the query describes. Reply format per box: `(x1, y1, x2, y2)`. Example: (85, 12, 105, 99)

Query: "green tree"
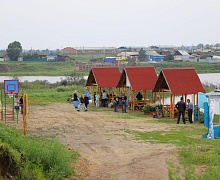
(6, 41, 22, 61)
(214, 43, 220, 50)
(138, 48, 146, 61)
(127, 47, 132, 52)
(205, 44, 210, 49)
(164, 54, 174, 61)
(197, 43, 204, 49)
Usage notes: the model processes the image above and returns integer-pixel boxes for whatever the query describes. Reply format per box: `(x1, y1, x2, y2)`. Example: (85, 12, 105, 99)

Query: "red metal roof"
(154, 67, 205, 94)
(86, 67, 121, 88)
(117, 66, 157, 90)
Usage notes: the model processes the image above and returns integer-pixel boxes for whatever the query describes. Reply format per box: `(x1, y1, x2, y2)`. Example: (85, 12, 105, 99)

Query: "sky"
(0, 0, 220, 50)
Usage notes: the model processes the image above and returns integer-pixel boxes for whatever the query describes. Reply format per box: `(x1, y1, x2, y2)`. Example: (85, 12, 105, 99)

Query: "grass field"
(1, 57, 220, 76)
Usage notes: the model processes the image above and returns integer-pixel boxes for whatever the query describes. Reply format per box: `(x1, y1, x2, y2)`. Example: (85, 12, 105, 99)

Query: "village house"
(61, 47, 77, 54)
(145, 50, 164, 61)
(173, 50, 190, 61)
(0, 53, 23, 61)
(116, 52, 139, 61)
(74, 61, 118, 71)
(47, 52, 57, 61)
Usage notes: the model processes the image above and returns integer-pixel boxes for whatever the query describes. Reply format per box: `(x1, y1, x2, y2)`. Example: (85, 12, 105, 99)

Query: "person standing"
(93, 92, 96, 105)
(121, 92, 127, 113)
(102, 90, 107, 107)
(175, 97, 186, 124)
(95, 92, 100, 108)
(84, 94, 89, 109)
(84, 87, 91, 100)
(73, 90, 78, 109)
(113, 94, 120, 112)
(187, 99, 193, 123)
(19, 95, 23, 114)
(77, 94, 87, 111)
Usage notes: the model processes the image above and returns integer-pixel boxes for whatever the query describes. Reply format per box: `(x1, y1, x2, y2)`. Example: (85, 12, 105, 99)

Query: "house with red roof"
(117, 66, 157, 111)
(153, 67, 205, 118)
(86, 67, 121, 104)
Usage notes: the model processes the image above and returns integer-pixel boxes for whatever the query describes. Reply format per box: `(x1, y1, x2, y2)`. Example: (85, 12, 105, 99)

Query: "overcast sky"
(0, 0, 220, 50)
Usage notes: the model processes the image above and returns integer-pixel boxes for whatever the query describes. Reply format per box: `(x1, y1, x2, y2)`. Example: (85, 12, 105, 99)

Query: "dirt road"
(15, 103, 178, 180)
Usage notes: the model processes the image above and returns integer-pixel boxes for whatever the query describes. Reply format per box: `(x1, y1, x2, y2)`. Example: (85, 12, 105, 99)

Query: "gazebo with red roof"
(153, 67, 205, 118)
(117, 66, 158, 111)
(86, 67, 121, 103)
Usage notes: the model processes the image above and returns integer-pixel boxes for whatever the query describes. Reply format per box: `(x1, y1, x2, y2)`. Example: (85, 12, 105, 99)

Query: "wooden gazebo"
(117, 66, 157, 111)
(153, 67, 205, 118)
(86, 67, 121, 103)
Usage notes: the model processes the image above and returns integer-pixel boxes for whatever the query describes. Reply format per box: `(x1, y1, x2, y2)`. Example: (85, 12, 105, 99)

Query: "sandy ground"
(13, 103, 179, 180)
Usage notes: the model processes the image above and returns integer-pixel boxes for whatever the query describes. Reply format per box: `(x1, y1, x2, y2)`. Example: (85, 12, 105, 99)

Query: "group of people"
(111, 93, 127, 113)
(93, 90, 107, 108)
(175, 97, 193, 124)
(73, 88, 194, 123)
(72, 88, 128, 113)
(94, 91, 127, 113)
(73, 88, 90, 111)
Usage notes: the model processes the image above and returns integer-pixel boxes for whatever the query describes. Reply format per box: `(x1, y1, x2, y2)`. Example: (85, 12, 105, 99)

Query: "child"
(14, 95, 20, 113)
(77, 94, 87, 111)
(95, 92, 100, 108)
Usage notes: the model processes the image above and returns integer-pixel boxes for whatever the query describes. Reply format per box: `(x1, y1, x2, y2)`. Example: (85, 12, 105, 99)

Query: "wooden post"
(132, 90, 135, 111)
(23, 94, 28, 135)
(171, 94, 175, 118)
(143, 90, 146, 104)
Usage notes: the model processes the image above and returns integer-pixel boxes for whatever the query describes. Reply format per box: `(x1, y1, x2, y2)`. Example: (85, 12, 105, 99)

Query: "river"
(0, 73, 220, 85)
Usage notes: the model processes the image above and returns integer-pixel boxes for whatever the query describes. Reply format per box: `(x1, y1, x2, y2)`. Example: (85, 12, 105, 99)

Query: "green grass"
(1, 57, 220, 76)
(0, 61, 76, 76)
(0, 123, 79, 179)
(124, 119, 220, 179)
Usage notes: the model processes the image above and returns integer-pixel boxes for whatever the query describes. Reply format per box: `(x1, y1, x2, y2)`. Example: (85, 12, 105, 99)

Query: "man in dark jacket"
(175, 97, 186, 124)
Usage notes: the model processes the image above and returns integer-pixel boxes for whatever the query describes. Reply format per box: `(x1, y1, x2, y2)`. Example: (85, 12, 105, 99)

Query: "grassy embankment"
(1, 59, 220, 76)
(0, 123, 80, 179)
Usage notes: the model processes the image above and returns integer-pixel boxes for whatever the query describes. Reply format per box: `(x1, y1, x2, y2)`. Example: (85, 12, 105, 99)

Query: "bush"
(142, 103, 158, 112)
(142, 103, 151, 112)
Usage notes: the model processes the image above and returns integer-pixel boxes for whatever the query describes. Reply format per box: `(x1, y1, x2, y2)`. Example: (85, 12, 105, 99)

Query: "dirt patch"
(14, 103, 179, 180)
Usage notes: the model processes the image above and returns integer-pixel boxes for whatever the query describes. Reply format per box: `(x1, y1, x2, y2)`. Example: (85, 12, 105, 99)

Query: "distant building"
(75, 61, 119, 71)
(76, 47, 117, 53)
(0, 56, 4, 61)
(118, 46, 127, 52)
(149, 45, 177, 52)
(56, 54, 73, 61)
(149, 46, 159, 51)
(158, 45, 177, 52)
(1, 53, 23, 61)
(116, 52, 139, 61)
(104, 57, 116, 62)
(62, 47, 77, 54)
(173, 50, 190, 61)
(145, 51, 164, 61)
(47, 52, 57, 61)
(18, 54, 23, 61)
